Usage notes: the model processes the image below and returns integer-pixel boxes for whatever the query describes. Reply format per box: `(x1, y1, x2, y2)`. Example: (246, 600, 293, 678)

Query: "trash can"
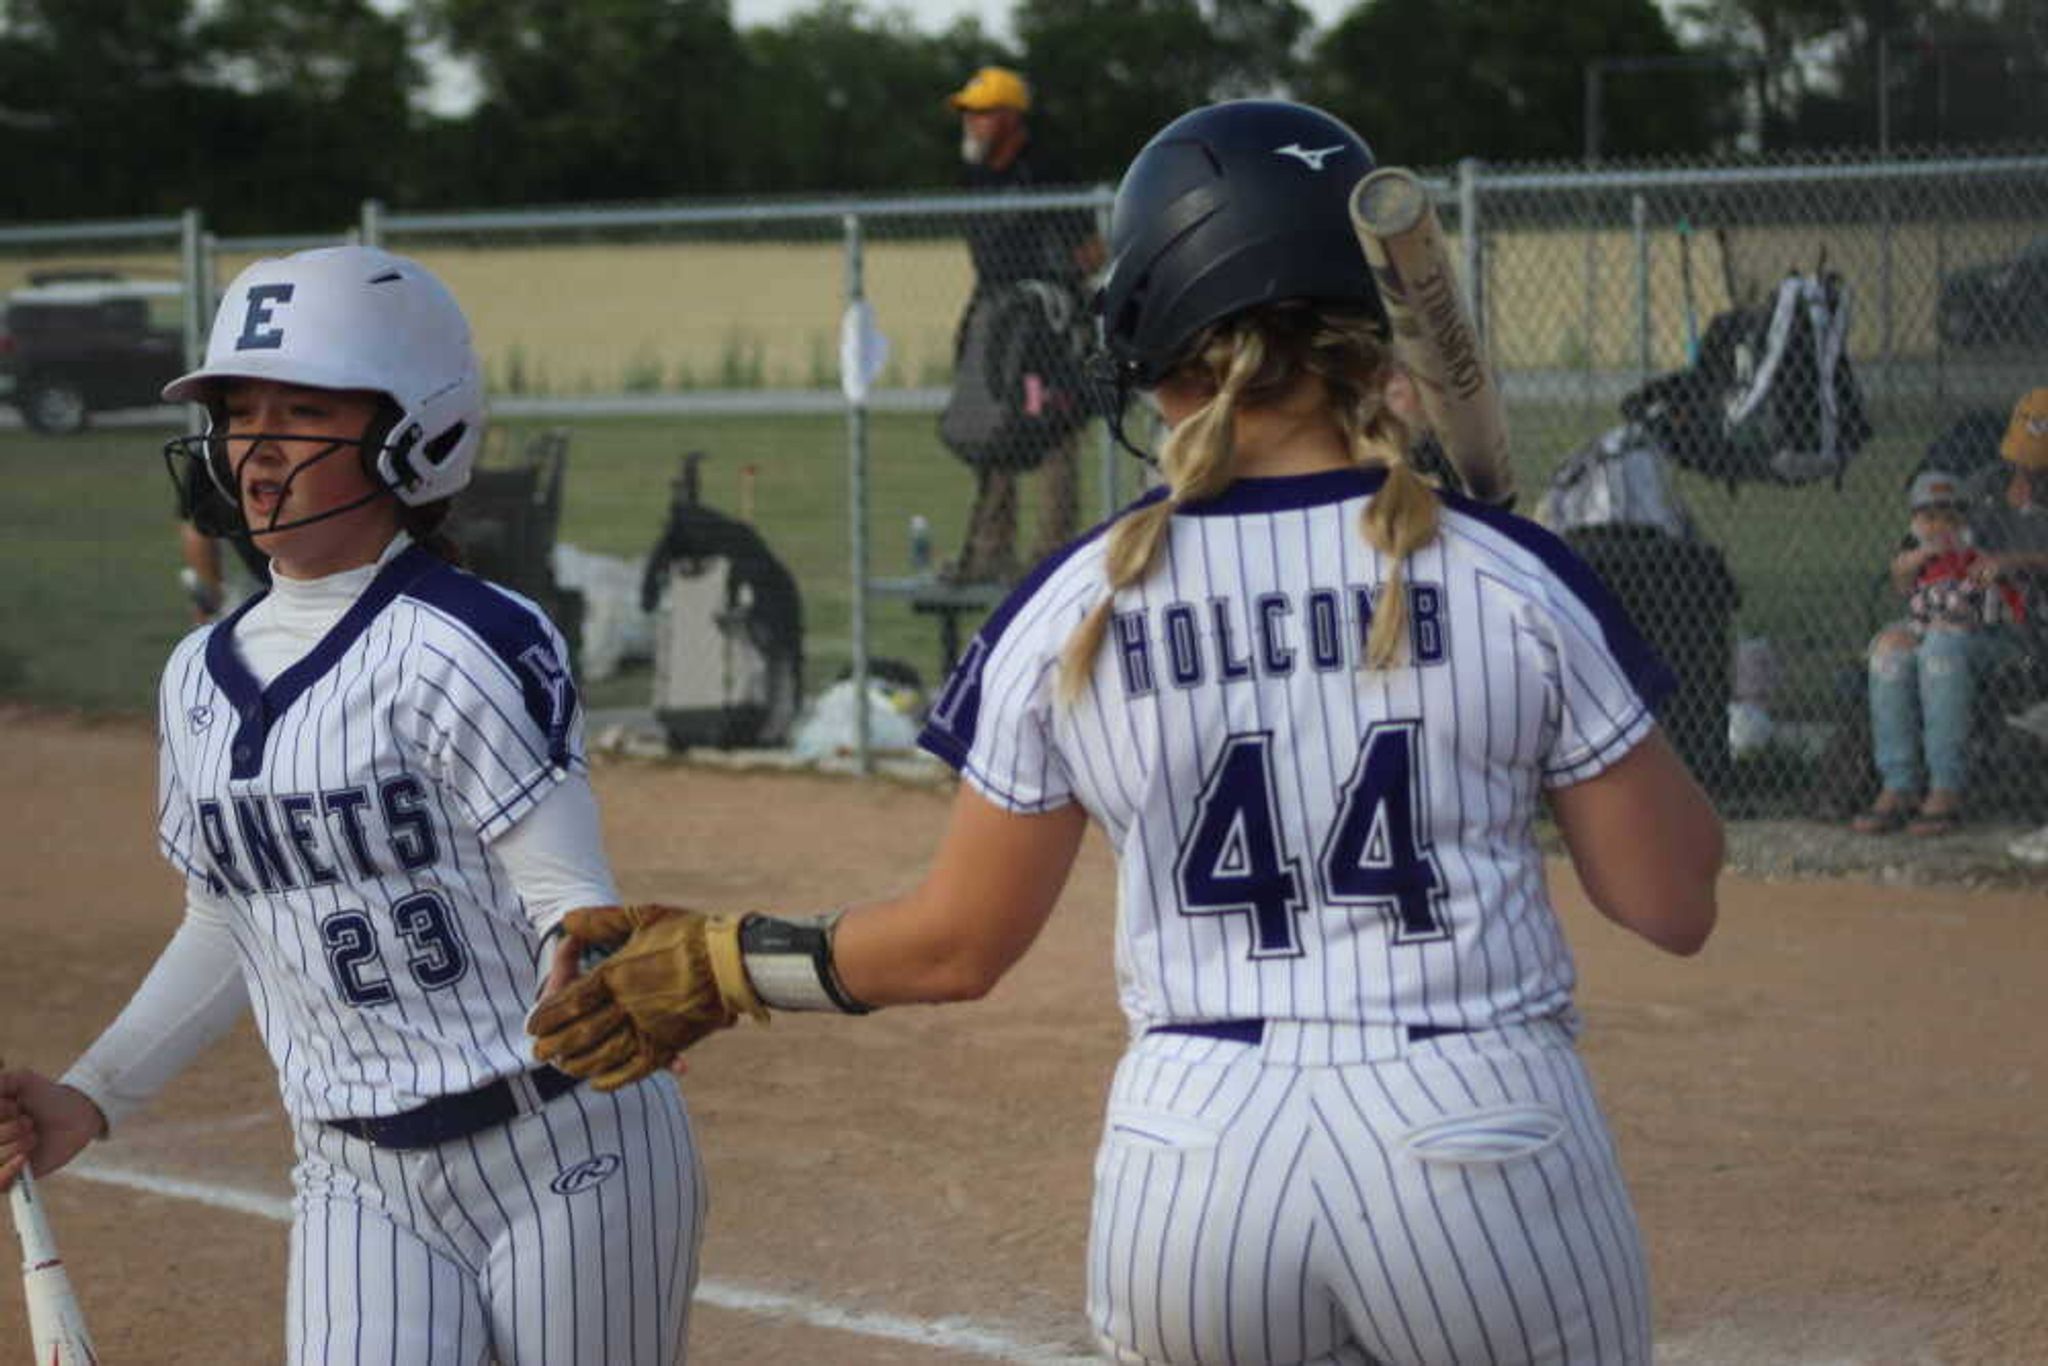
(1563, 525, 1740, 794)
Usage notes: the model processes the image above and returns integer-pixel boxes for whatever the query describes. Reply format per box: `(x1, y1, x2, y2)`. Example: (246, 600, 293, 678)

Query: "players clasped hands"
(2, 96, 1721, 1366)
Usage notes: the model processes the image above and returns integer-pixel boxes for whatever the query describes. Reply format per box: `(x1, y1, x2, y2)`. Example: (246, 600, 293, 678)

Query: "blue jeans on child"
(1868, 625, 2021, 794)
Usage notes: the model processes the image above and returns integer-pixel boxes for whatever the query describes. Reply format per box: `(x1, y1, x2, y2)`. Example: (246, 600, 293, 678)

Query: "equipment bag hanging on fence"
(1538, 422, 1698, 542)
(939, 278, 1093, 471)
(1623, 269, 1873, 492)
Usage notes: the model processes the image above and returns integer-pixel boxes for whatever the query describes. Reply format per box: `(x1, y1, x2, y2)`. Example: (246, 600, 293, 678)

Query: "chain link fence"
(1, 150, 2043, 825)
(359, 190, 1131, 754)
(1452, 153, 2047, 821)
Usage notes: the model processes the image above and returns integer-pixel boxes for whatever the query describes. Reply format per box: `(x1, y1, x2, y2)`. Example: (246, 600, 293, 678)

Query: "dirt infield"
(2, 707, 2044, 1364)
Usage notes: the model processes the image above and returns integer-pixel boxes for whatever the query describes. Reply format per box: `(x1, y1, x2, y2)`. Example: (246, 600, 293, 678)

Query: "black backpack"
(939, 279, 1095, 471)
(642, 454, 804, 748)
(1623, 269, 1873, 492)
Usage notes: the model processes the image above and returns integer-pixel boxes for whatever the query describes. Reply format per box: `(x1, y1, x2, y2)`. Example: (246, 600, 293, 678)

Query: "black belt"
(325, 1067, 581, 1150)
(1148, 1020, 1468, 1046)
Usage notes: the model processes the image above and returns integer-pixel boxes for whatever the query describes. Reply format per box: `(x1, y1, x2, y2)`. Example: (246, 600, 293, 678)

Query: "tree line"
(0, 0, 2039, 232)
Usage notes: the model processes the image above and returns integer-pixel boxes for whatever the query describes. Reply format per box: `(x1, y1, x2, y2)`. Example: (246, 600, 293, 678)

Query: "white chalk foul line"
(69, 1159, 1095, 1365)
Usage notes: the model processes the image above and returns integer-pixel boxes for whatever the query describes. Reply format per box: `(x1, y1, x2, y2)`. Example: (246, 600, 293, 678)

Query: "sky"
(406, 0, 1364, 116)
(728, 0, 1361, 43)
(410, 0, 1691, 117)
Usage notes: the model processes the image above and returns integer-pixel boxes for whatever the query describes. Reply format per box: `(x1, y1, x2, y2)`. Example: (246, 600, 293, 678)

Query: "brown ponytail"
(398, 498, 464, 566)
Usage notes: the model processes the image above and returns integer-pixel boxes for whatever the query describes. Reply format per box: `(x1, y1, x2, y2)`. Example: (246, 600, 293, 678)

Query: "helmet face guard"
(163, 245, 484, 538)
(162, 422, 394, 542)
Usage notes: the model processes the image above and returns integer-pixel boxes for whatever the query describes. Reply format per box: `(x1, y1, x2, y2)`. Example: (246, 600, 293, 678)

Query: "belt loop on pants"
(324, 1066, 581, 1150)
(1147, 1019, 1470, 1058)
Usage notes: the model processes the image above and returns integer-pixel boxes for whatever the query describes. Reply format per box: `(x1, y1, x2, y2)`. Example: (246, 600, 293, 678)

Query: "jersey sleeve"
(1524, 540, 1679, 789)
(155, 637, 215, 889)
(401, 575, 588, 844)
(61, 886, 248, 1133)
(917, 584, 1076, 814)
(493, 775, 621, 935)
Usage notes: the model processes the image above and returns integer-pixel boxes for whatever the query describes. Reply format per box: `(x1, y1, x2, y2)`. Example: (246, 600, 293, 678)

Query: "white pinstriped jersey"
(920, 467, 1674, 1036)
(155, 543, 586, 1122)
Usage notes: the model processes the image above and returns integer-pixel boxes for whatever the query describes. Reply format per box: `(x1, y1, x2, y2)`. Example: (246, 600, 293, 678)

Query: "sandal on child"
(1906, 807, 1961, 837)
(1851, 795, 1913, 835)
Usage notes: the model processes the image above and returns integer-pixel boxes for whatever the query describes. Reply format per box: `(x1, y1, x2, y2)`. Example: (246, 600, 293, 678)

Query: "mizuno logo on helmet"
(1274, 143, 1347, 171)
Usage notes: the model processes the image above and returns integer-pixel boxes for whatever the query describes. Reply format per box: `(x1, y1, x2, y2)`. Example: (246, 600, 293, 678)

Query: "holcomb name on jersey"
(1104, 580, 1448, 698)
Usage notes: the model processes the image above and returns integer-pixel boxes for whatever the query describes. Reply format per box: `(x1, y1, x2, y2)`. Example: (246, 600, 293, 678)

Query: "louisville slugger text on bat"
(1348, 165, 1515, 506)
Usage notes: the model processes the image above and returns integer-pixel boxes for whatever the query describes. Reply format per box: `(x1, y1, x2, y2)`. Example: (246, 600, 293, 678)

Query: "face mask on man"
(960, 129, 988, 165)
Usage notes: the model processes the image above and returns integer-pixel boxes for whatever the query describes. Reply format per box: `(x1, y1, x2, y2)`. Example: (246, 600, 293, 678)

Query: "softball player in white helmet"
(539, 100, 1725, 1365)
(0, 245, 703, 1363)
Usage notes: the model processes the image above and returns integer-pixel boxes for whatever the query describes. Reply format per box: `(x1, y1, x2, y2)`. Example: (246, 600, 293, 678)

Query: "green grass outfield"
(0, 400, 1933, 732)
(0, 411, 1129, 714)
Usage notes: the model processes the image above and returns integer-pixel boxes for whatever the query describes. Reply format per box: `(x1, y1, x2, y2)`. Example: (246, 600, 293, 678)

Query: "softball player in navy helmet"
(0, 245, 701, 1363)
(535, 100, 1723, 1364)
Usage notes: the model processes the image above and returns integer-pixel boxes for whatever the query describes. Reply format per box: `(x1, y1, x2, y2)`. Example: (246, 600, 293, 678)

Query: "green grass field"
(0, 398, 1938, 744)
(0, 412, 1135, 714)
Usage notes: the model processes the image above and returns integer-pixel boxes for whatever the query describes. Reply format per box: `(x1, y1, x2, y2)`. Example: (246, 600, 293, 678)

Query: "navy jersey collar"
(1176, 466, 1389, 516)
(206, 544, 442, 779)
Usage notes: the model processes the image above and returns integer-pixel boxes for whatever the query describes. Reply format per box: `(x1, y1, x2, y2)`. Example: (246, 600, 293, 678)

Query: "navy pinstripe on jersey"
(919, 467, 1673, 1036)
(923, 465, 1671, 1364)
(155, 544, 589, 1121)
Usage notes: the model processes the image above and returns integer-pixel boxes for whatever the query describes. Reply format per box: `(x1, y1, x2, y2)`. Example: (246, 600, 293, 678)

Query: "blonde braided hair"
(1058, 301, 1439, 702)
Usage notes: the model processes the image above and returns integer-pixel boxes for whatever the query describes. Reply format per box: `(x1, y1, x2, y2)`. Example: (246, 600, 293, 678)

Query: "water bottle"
(908, 514, 933, 576)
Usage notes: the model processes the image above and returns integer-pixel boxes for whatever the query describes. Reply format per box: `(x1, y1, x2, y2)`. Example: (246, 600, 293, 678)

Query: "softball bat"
(10, 1165, 101, 1365)
(1349, 166, 1514, 506)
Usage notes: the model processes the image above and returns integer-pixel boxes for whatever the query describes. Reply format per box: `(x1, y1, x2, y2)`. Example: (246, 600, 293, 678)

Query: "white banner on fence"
(840, 298, 890, 403)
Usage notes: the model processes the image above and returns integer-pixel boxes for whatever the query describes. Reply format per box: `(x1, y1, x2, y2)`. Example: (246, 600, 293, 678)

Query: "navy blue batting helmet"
(1095, 100, 1386, 387)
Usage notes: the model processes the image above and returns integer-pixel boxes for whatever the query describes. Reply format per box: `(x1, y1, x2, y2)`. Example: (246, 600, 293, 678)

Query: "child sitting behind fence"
(1896, 469, 2025, 635)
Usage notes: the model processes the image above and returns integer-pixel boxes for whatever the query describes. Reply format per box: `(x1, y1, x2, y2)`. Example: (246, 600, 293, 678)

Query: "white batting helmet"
(165, 245, 485, 507)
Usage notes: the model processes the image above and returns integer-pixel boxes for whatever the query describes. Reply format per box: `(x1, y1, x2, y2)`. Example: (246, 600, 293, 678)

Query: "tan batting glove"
(530, 905, 767, 1091)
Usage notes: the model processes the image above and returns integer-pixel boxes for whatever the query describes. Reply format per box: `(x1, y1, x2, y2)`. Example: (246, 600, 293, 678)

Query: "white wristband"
(737, 912, 871, 1014)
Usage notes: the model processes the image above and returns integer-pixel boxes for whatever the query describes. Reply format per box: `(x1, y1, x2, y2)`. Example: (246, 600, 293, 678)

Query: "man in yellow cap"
(1977, 387, 2048, 577)
(1999, 385, 2047, 472)
(938, 65, 1104, 583)
(950, 65, 1033, 168)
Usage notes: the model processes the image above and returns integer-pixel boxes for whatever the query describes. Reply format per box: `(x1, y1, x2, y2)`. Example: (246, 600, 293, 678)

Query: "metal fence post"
(1632, 192, 1651, 379)
(178, 209, 209, 437)
(360, 199, 384, 249)
(1878, 165, 1895, 405)
(178, 209, 206, 371)
(198, 231, 218, 323)
(844, 211, 872, 773)
(1580, 203, 1600, 408)
(195, 228, 219, 434)
(1095, 193, 1118, 521)
(1933, 211, 1948, 406)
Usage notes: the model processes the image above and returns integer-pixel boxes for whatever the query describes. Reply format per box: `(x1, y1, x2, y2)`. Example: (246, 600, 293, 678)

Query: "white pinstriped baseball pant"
(1088, 1020, 1651, 1365)
(287, 1074, 702, 1364)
